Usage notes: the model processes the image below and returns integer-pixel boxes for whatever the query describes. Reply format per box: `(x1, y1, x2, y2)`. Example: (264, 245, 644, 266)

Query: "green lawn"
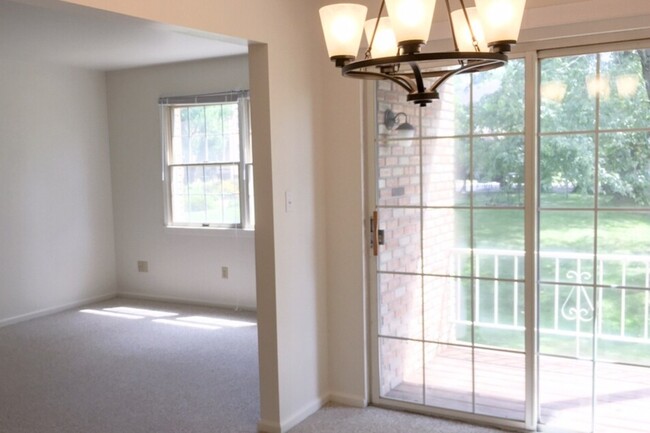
(450, 191, 650, 364)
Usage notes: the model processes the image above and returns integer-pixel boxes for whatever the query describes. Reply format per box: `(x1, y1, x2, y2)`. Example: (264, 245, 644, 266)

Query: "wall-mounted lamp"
(384, 109, 416, 145)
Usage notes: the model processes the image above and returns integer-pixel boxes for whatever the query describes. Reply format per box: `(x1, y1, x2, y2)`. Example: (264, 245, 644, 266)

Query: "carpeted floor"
(0, 297, 510, 433)
(0, 298, 260, 433)
(289, 404, 508, 433)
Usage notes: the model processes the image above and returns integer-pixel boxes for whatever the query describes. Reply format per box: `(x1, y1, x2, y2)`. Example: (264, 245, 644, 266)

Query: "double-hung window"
(160, 91, 253, 230)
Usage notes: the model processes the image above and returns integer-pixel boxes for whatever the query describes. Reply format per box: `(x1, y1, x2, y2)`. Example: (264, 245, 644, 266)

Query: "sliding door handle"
(371, 210, 384, 256)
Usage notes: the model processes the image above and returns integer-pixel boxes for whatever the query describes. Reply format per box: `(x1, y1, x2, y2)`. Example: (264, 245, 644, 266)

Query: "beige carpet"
(289, 404, 510, 433)
(1, 297, 514, 433)
(0, 298, 260, 433)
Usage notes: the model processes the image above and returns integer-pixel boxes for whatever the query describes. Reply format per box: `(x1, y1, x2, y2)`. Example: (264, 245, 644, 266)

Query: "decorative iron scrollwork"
(561, 270, 594, 322)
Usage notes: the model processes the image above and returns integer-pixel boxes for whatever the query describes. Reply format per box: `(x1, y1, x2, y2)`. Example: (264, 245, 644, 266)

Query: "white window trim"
(160, 91, 253, 231)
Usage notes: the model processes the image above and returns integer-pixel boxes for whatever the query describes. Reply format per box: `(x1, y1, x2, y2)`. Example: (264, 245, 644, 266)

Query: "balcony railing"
(451, 248, 650, 356)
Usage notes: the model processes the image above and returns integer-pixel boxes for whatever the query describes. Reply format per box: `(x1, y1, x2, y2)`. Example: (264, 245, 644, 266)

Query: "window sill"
(163, 225, 255, 238)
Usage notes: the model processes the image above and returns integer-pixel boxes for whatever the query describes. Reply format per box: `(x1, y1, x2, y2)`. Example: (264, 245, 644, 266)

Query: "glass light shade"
(616, 74, 640, 98)
(395, 122, 416, 144)
(385, 0, 436, 45)
(450, 7, 488, 52)
(475, 0, 526, 45)
(319, 3, 368, 59)
(586, 75, 611, 99)
(364, 17, 398, 58)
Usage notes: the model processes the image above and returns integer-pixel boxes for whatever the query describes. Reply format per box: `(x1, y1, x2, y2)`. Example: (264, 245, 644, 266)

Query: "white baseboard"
(117, 291, 256, 312)
(257, 395, 328, 433)
(329, 392, 368, 408)
(0, 292, 116, 329)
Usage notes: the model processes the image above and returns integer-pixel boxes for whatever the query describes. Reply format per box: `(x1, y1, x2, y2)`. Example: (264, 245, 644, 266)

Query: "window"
(160, 91, 253, 229)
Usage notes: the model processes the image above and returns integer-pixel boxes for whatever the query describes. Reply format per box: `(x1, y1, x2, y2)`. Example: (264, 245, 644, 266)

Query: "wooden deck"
(383, 346, 650, 433)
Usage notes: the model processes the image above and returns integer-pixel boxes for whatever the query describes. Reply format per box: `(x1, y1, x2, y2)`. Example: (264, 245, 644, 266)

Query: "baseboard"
(329, 392, 368, 408)
(0, 292, 116, 329)
(281, 395, 328, 432)
(257, 395, 328, 433)
(117, 291, 256, 313)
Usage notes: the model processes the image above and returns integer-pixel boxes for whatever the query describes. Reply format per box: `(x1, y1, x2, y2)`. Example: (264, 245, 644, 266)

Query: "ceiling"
(0, 0, 249, 71)
(0, 0, 616, 71)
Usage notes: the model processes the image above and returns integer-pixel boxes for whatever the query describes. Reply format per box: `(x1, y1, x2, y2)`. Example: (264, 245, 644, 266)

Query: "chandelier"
(319, 0, 526, 106)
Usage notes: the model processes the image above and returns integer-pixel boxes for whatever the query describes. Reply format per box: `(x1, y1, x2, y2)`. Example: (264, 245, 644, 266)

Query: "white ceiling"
(0, 0, 249, 71)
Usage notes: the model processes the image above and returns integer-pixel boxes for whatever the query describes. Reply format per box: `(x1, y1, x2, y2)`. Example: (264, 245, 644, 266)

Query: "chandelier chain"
(458, 0, 481, 52)
(365, 0, 386, 60)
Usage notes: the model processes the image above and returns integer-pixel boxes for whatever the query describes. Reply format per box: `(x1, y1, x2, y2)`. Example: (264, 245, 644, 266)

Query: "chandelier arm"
(345, 70, 415, 93)
(425, 59, 502, 94)
(409, 62, 427, 94)
(365, 0, 387, 59)
(342, 51, 507, 73)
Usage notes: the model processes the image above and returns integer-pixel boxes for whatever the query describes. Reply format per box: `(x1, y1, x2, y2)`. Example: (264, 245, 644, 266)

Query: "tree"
(453, 48, 650, 206)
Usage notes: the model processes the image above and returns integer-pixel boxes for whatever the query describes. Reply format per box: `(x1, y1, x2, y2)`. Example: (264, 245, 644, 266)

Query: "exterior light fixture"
(384, 109, 416, 145)
(320, 0, 527, 106)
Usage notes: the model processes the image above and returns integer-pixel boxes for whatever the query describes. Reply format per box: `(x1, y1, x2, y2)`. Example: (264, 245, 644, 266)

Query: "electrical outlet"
(137, 260, 149, 273)
(221, 266, 229, 279)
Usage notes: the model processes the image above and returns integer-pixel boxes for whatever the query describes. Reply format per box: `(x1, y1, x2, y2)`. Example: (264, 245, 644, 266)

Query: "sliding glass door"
(538, 46, 650, 433)
(369, 42, 650, 433)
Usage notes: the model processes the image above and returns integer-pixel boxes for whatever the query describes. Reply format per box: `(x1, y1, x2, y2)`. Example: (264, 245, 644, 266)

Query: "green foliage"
(454, 48, 650, 206)
(175, 103, 239, 164)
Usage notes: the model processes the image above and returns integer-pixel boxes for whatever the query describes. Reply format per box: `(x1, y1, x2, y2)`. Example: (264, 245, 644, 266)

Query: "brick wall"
(376, 79, 459, 397)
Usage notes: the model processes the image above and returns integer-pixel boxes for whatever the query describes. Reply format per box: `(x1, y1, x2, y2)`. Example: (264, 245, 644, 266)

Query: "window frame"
(160, 91, 253, 231)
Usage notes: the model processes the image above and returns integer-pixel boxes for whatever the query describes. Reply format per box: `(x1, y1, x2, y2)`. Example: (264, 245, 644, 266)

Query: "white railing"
(451, 248, 650, 350)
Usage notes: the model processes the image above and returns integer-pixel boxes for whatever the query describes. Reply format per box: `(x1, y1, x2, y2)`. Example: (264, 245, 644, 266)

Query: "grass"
(449, 191, 650, 364)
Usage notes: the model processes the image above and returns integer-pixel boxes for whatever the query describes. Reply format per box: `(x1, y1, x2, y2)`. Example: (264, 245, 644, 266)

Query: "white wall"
(105, 56, 256, 310)
(61, 1, 331, 431)
(0, 58, 116, 325)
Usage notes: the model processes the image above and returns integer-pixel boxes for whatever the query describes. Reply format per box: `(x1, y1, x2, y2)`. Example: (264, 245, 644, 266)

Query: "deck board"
(382, 346, 650, 432)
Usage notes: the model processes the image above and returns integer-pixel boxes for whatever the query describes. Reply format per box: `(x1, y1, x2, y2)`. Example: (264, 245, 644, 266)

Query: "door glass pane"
(379, 337, 423, 404)
(598, 287, 650, 364)
(424, 343, 472, 412)
(598, 132, 650, 208)
(597, 211, 650, 289)
(472, 58, 525, 134)
(424, 276, 469, 345)
(539, 134, 595, 209)
(539, 210, 594, 284)
(595, 363, 650, 433)
(474, 209, 525, 251)
(422, 75, 470, 137)
(540, 54, 597, 133)
(599, 49, 650, 130)
(423, 138, 467, 207)
(423, 208, 470, 277)
(377, 139, 421, 207)
(474, 349, 525, 420)
(378, 207, 421, 274)
(539, 356, 594, 433)
(473, 136, 525, 207)
(379, 273, 422, 340)
(539, 283, 595, 358)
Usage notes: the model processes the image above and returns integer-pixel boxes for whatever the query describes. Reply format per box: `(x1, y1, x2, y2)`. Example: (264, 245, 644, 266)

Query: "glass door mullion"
(524, 50, 540, 432)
